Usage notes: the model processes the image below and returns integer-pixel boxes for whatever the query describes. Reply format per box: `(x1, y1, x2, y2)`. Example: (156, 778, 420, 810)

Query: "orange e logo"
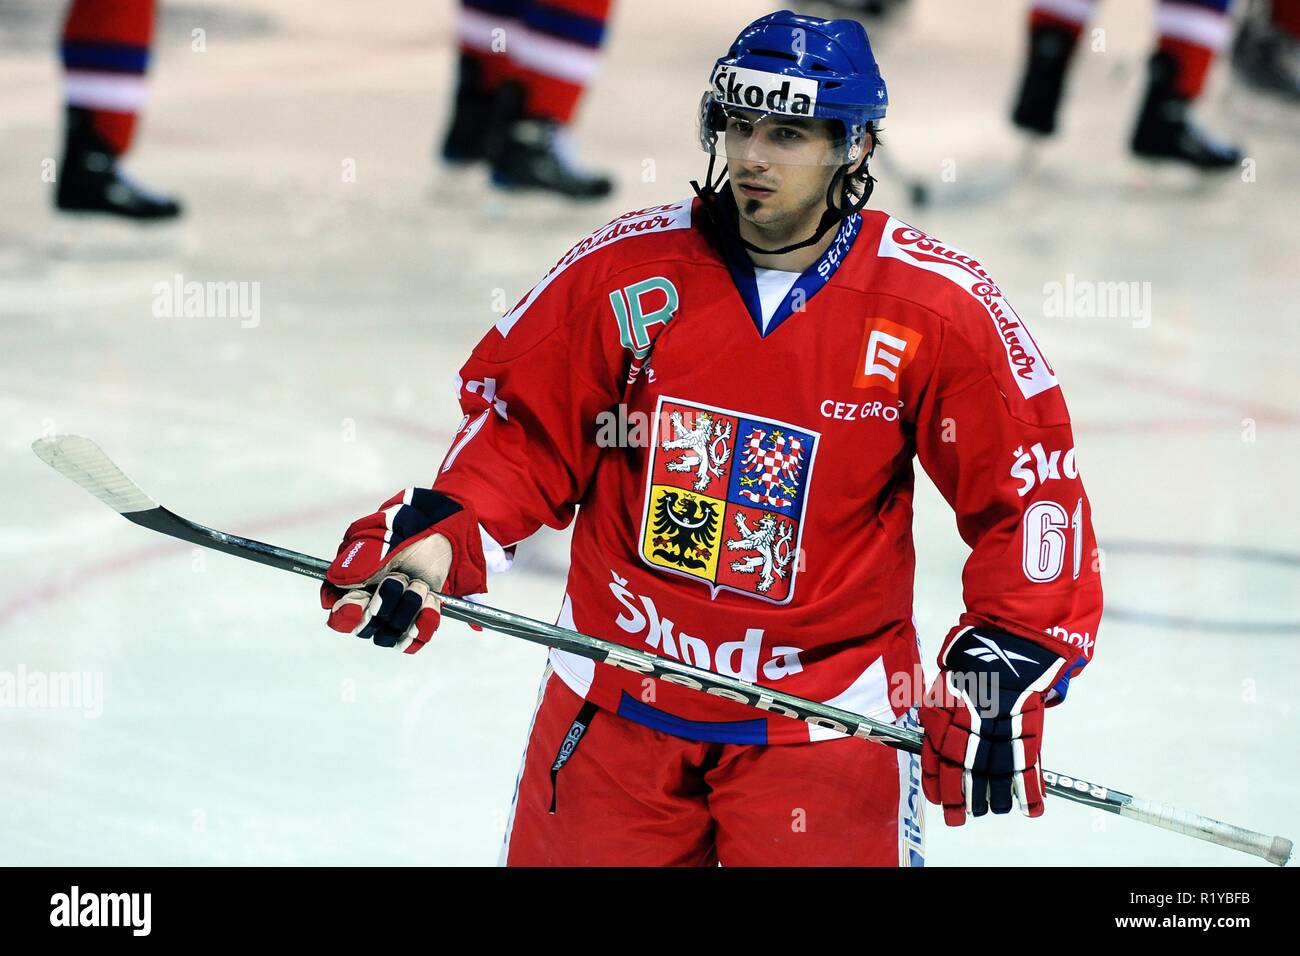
(853, 318, 920, 392)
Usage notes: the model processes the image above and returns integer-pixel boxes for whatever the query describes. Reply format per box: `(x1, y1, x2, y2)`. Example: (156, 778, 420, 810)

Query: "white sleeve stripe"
(495, 201, 694, 338)
(440, 408, 491, 474)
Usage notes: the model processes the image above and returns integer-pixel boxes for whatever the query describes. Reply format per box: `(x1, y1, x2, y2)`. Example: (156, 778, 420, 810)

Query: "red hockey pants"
(501, 669, 925, 866)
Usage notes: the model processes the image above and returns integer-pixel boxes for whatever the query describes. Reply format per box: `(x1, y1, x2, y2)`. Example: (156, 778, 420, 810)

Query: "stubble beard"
(738, 187, 826, 246)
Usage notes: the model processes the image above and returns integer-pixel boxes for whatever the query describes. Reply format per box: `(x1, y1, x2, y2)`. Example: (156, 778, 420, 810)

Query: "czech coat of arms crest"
(638, 396, 819, 604)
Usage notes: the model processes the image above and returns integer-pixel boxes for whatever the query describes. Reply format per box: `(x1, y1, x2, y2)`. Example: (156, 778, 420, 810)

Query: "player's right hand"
(321, 489, 487, 653)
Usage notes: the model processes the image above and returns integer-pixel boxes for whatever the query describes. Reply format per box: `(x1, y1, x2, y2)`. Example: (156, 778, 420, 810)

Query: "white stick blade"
(32, 435, 157, 515)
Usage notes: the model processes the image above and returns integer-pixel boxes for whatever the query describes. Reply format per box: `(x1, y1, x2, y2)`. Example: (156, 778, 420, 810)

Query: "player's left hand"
(919, 627, 1068, 826)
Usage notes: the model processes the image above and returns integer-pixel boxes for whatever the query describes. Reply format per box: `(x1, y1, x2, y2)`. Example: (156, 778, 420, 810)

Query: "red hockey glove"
(320, 489, 487, 653)
(920, 627, 1069, 826)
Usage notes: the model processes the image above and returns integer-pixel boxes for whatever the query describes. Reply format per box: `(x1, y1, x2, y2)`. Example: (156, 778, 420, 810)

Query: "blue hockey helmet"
(699, 10, 888, 167)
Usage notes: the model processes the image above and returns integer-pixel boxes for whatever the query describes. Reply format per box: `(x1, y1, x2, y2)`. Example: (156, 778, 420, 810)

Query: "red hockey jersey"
(434, 192, 1103, 744)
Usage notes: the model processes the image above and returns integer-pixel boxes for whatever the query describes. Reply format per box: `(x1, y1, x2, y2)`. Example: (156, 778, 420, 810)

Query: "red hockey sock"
(1028, 0, 1096, 39)
(1271, 0, 1300, 40)
(513, 0, 612, 124)
(1154, 0, 1231, 98)
(61, 0, 156, 154)
(456, 0, 611, 124)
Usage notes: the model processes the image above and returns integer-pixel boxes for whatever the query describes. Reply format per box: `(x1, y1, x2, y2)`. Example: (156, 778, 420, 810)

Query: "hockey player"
(1012, 0, 1244, 170)
(1232, 0, 1300, 101)
(55, 0, 181, 219)
(440, 0, 614, 199)
(322, 11, 1103, 865)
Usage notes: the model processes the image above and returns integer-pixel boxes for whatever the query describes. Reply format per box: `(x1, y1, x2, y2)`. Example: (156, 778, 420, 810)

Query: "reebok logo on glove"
(341, 540, 364, 568)
(962, 632, 1039, 677)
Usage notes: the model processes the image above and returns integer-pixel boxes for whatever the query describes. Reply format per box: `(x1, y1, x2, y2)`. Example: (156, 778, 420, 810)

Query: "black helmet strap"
(691, 149, 875, 257)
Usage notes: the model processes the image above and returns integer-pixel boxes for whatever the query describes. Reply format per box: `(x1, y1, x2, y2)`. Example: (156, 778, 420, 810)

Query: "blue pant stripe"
(616, 691, 768, 744)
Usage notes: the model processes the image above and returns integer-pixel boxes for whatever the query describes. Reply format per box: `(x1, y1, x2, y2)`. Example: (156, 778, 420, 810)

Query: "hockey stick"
(31, 434, 1293, 867)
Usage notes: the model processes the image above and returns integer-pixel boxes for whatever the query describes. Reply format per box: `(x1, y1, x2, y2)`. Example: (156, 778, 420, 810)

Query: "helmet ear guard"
(838, 119, 880, 212)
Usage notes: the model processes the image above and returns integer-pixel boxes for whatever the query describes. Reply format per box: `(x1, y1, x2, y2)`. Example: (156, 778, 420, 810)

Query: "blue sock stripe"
(522, 4, 608, 48)
(61, 42, 150, 75)
(1161, 0, 1231, 13)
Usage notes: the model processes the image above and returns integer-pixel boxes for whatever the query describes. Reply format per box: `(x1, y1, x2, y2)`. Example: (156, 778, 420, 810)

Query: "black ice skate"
(1011, 23, 1078, 136)
(55, 107, 182, 221)
(486, 82, 612, 200)
(1130, 52, 1242, 171)
(1231, 12, 1300, 102)
(439, 54, 496, 164)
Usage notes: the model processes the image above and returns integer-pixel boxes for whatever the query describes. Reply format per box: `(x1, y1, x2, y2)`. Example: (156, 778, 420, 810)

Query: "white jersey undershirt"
(753, 268, 802, 334)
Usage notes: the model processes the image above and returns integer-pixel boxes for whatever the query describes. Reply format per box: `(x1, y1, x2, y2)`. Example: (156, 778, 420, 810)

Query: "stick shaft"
(149, 511, 1292, 866)
(32, 435, 1291, 866)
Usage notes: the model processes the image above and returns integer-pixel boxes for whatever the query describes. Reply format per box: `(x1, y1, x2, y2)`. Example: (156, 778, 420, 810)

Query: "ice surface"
(0, 0, 1295, 865)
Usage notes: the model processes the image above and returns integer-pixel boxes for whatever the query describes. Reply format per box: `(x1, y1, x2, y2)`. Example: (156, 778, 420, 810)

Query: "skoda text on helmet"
(692, 10, 889, 256)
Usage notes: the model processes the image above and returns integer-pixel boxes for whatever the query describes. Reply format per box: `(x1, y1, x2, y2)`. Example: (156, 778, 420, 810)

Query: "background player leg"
(486, 0, 614, 199)
(441, 0, 522, 165)
(1012, 0, 1098, 136)
(1131, 0, 1243, 169)
(57, 0, 181, 220)
(1231, 0, 1300, 101)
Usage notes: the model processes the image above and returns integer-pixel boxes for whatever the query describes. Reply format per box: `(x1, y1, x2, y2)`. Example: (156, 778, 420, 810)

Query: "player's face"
(722, 112, 857, 234)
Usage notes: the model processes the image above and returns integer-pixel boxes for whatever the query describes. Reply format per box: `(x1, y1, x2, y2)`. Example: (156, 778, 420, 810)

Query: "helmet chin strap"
(691, 154, 876, 257)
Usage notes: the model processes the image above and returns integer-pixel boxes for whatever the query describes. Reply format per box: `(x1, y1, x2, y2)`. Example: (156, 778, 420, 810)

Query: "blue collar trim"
(713, 186, 862, 338)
